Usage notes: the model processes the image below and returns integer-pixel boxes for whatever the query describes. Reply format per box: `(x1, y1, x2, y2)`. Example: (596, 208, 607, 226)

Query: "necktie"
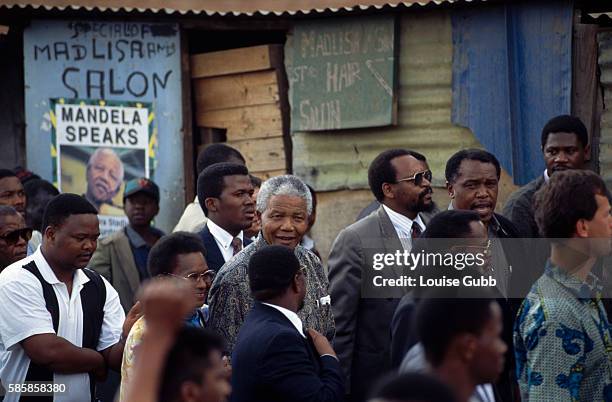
(411, 222, 422, 239)
(231, 237, 243, 256)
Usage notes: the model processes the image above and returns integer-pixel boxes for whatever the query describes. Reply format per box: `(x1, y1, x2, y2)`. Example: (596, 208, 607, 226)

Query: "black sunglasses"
(395, 170, 433, 186)
(0, 227, 33, 245)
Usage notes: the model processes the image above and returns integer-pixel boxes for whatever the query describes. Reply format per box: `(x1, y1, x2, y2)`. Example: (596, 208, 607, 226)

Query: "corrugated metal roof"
(598, 31, 612, 188)
(0, 0, 484, 16)
(291, 10, 481, 191)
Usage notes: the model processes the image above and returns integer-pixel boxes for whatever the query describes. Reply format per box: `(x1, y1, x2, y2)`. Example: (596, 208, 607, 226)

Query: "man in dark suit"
(197, 163, 255, 271)
(231, 245, 344, 402)
(328, 149, 435, 401)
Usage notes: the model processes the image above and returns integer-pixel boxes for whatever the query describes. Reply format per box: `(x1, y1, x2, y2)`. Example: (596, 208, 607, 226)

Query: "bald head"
(86, 148, 124, 206)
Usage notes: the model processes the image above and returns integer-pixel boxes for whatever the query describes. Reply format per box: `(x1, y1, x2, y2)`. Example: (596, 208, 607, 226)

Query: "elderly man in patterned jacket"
(207, 175, 335, 354)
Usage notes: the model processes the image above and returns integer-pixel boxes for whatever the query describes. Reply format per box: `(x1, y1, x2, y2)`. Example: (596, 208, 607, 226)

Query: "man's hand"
(307, 328, 337, 358)
(139, 277, 192, 334)
(122, 301, 143, 339)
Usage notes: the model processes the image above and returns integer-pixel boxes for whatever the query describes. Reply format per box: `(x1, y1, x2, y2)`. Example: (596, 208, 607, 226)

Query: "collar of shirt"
(125, 225, 164, 248)
(544, 169, 550, 183)
(261, 302, 306, 338)
(207, 219, 244, 251)
(545, 260, 603, 301)
(382, 204, 425, 238)
(33, 248, 89, 288)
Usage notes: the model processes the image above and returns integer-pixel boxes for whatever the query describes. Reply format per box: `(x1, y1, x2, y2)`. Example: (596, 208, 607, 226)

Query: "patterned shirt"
(208, 234, 335, 354)
(514, 261, 612, 401)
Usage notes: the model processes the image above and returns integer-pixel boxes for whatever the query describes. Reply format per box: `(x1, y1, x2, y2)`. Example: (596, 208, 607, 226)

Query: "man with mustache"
(197, 163, 255, 272)
(0, 206, 30, 271)
(504, 115, 592, 238)
(328, 149, 435, 401)
(85, 148, 125, 214)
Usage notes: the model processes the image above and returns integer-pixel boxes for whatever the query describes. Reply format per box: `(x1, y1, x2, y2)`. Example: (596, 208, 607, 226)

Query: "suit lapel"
(114, 231, 141, 294)
(376, 207, 411, 295)
(200, 226, 226, 271)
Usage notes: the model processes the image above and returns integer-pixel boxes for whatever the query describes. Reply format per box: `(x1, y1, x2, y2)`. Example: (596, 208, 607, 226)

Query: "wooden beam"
(180, 28, 196, 205)
(193, 69, 280, 111)
(191, 45, 282, 78)
(196, 103, 283, 141)
(228, 136, 286, 172)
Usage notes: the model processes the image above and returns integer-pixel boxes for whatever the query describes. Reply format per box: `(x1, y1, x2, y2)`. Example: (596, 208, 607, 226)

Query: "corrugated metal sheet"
(598, 32, 612, 188)
(0, 0, 485, 16)
(291, 11, 481, 191)
(451, 1, 573, 185)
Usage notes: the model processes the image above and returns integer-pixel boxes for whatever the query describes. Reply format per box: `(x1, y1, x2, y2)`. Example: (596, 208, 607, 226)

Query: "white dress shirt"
(0, 249, 125, 402)
(206, 219, 245, 263)
(262, 302, 306, 338)
(382, 205, 426, 251)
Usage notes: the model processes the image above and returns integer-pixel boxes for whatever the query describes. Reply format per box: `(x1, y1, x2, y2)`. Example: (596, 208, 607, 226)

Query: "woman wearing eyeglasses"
(0, 205, 32, 271)
(118, 232, 216, 402)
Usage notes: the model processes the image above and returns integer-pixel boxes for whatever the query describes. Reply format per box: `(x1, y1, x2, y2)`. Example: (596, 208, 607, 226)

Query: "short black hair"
(0, 169, 18, 181)
(159, 327, 225, 402)
(249, 174, 262, 188)
(41, 193, 97, 231)
(416, 289, 496, 366)
(368, 373, 457, 402)
(420, 210, 482, 239)
(148, 232, 207, 277)
(368, 149, 427, 202)
(541, 115, 588, 149)
(24, 179, 59, 232)
(249, 245, 301, 301)
(196, 144, 245, 176)
(445, 149, 501, 183)
(197, 162, 249, 215)
(534, 169, 608, 239)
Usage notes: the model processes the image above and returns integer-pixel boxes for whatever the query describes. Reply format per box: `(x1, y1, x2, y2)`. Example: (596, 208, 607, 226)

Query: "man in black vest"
(0, 193, 132, 402)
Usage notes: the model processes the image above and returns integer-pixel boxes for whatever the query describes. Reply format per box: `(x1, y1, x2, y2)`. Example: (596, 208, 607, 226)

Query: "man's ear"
(382, 183, 395, 199)
(205, 197, 218, 213)
(43, 225, 56, 244)
(575, 218, 589, 238)
(584, 144, 592, 161)
(446, 181, 455, 199)
(455, 334, 477, 362)
(179, 381, 201, 402)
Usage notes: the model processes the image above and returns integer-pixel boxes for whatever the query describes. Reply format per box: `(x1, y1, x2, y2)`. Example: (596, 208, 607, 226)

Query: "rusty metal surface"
(598, 31, 612, 189)
(0, 0, 484, 16)
(292, 11, 481, 191)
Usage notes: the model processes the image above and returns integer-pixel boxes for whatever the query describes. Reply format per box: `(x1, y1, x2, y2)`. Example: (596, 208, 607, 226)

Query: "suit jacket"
(231, 302, 344, 402)
(89, 229, 140, 312)
(327, 206, 431, 400)
(198, 225, 252, 272)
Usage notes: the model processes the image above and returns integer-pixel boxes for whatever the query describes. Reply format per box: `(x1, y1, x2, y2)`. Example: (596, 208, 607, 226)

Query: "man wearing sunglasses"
(328, 148, 435, 401)
(0, 205, 31, 270)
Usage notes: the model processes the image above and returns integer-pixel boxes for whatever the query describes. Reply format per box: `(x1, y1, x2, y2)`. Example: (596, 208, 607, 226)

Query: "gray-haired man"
(207, 175, 335, 354)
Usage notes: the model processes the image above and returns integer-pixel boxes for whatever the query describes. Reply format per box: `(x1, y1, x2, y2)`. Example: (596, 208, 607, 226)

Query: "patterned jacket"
(514, 261, 612, 401)
(208, 234, 335, 354)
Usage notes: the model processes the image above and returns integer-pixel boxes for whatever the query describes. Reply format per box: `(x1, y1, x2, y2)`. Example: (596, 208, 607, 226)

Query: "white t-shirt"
(0, 248, 125, 402)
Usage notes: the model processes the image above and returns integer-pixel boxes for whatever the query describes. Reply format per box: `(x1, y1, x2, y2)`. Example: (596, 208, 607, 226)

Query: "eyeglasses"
(166, 270, 216, 286)
(0, 227, 33, 245)
(395, 170, 432, 186)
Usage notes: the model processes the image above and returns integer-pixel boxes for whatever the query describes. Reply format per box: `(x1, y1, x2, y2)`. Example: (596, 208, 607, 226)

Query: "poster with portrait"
(50, 98, 156, 237)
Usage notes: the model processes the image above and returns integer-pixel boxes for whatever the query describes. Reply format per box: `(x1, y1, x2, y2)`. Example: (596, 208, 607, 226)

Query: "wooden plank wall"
(191, 45, 288, 179)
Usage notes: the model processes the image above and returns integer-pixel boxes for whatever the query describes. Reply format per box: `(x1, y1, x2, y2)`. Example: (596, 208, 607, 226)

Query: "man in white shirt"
(197, 163, 255, 272)
(0, 193, 129, 402)
(328, 149, 435, 401)
(174, 144, 246, 233)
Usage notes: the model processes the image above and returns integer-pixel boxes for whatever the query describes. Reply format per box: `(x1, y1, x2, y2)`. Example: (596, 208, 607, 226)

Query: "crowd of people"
(0, 114, 610, 402)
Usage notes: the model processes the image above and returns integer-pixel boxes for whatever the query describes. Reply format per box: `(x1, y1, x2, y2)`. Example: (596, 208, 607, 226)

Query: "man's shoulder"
(340, 207, 384, 237)
(0, 256, 39, 285)
(520, 274, 584, 325)
(99, 228, 128, 246)
(506, 176, 544, 207)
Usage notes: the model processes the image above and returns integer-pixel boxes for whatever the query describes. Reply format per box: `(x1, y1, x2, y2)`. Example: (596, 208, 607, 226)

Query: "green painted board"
(285, 15, 397, 132)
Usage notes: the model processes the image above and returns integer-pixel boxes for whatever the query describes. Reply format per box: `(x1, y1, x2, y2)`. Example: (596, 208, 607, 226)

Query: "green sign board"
(286, 15, 397, 132)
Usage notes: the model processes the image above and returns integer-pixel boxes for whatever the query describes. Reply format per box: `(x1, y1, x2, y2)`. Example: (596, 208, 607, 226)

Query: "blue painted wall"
(451, 1, 573, 185)
(23, 20, 184, 232)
